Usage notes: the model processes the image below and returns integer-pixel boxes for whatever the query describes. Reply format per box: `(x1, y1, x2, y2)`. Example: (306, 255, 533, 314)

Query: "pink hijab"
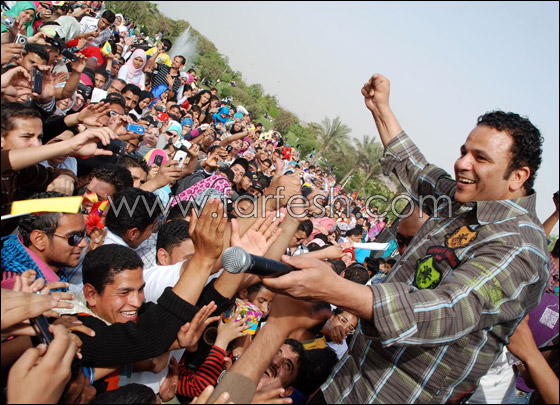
(124, 49, 147, 85)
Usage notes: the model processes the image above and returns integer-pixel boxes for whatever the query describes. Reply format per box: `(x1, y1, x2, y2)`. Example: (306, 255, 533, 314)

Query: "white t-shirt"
(131, 263, 223, 394)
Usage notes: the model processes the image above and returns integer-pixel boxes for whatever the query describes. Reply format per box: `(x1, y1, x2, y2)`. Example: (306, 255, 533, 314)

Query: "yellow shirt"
(146, 47, 171, 67)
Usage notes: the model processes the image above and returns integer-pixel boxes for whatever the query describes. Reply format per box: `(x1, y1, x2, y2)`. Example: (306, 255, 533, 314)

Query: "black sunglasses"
(47, 230, 86, 247)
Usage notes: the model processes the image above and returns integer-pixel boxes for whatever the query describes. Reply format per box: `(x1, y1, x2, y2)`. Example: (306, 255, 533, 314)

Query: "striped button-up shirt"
(322, 132, 549, 403)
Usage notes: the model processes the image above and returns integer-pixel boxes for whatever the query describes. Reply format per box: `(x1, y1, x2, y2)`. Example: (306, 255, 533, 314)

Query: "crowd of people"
(1, 1, 558, 404)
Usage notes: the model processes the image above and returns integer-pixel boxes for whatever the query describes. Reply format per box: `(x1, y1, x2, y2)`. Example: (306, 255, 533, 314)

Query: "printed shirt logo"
(415, 256, 442, 289)
(445, 225, 478, 249)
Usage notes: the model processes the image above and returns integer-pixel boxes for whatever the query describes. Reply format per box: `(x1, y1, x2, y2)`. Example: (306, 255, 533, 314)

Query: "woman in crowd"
(118, 48, 147, 90)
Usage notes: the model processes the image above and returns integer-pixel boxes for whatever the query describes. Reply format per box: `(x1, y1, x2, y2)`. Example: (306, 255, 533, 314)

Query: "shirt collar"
(472, 193, 536, 225)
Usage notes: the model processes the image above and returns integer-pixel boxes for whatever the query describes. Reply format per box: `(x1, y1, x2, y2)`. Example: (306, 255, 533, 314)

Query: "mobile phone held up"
(126, 123, 145, 135)
(173, 150, 188, 168)
(30, 315, 54, 346)
(32, 67, 43, 95)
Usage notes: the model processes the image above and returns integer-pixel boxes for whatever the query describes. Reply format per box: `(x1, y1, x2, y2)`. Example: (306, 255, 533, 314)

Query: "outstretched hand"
(176, 302, 219, 351)
(69, 127, 118, 157)
(189, 199, 228, 262)
(77, 102, 111, 127)
(230, 211, 284, 256)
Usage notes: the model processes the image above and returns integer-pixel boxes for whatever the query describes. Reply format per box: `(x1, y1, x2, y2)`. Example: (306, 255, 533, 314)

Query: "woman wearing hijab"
(118, 48, 147, 90)
(1, 1, 36, 42)
(213, 106, 231, 126)
(130, 90, 153, 120)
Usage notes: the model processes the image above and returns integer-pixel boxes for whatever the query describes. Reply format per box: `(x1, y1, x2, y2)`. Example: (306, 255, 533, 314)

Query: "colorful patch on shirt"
(414, 256, 442, 289)
(445, 225, 478, 249)
(426, 246, 460, 269)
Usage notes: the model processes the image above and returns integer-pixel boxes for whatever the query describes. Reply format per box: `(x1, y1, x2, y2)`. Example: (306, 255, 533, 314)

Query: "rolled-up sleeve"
(361, 241, 548, 347)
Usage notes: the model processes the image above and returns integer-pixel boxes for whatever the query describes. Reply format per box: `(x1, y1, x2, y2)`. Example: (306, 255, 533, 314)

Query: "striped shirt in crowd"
(321, 132, 549, 404)
(151, 63, 182, 95)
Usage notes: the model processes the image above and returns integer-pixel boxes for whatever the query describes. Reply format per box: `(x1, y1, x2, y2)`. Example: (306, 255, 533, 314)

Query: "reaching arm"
(507, 317, 559, 404)
(208, 294, 332, 403)
(542, 195, 559, 237)
(4, 127, 117, 172)
(361, 74, 403, 148)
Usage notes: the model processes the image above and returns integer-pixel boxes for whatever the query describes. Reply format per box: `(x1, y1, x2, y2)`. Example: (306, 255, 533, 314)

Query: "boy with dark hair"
(94, 68, 109, 89)
(1, 191, 87, 290)
(287, 219, 313, 256)
(156, 220, 194, 266)
(79, 163, 133, 213)
(118, 155, 149, 188)
(104, 188, 163, 249)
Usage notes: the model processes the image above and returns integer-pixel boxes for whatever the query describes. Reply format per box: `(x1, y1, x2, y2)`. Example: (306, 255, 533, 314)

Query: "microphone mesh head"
(222, 246, 250, 274)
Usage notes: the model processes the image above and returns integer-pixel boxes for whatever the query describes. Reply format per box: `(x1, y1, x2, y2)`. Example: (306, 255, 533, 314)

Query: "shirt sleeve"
(177, 346, 227, 398)
(361, 240, 549, 347)
(381, 132, 457, 216)
(77, 288, 200, 367)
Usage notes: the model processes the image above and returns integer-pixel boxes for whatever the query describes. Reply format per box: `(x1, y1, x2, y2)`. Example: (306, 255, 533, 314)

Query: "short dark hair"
(246, 281, 269, 296)
(477, 110, 543, 194)
(297, 219, 313, 237)
(175, 55, 186, 66)
(18, 192, 66, 246)
(1, 102, 42, 138)
(122, 83, 141, 98)
(167, 200, 198, 221)
(363, 257, 380, 276)
(156, 220, 190, 261)
(82, 245, 143, 294)
(296, 347, 338, 398)
(104, 93, 126, 109)
(552, 239, 559, 259)
(101, 9, 116, 24)
(231, 157, 249, 173)
(161, 38, 172, 52)
(218, 167, 235, 183)
(344, 263, 370, 285)
(346, 226, 363, 238)
(118, 155, 148, 175)
(105, 188, 162, 238)
(24, 43, 49, 64)
(90, 164, 133, 193)
(284, 338, 306, 387)
(94, 68, 109, 81)
(329, 259, 346, 275)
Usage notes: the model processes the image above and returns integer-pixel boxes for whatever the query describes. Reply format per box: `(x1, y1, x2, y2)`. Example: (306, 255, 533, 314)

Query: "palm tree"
(310, 116, 351, 164)
(339, 135, 371, 185)
(354, 137, 384, 197)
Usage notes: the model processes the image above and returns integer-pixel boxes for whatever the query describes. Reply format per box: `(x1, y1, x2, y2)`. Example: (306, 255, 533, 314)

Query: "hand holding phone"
(31, 67, 44, 95)
(126, 123, 145, 135)
(30, 315, 54, 346)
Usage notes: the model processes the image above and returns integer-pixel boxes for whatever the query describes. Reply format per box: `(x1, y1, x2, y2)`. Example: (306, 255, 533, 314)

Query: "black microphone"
(221, 247, 296, 277)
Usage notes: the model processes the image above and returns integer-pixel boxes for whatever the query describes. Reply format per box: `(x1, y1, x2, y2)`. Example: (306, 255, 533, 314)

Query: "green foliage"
(288, 124, 318, 158)
(274, 108, 298, 134)
(105, 1, 189, 40)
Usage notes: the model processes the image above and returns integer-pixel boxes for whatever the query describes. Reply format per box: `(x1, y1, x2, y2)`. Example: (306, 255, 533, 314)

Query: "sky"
(153, 1, 559, 232)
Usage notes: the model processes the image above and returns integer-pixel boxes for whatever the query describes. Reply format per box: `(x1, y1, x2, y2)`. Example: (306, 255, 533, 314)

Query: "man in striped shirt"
(145, 54, 186, 101)
(262, 73, 549, 403)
